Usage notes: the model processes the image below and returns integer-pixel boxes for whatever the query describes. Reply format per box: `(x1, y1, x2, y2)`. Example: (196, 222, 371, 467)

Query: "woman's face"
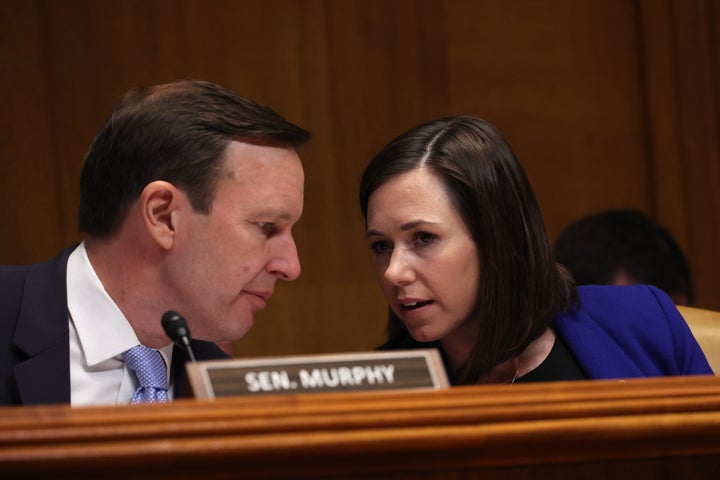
(366, 167, 481, 343)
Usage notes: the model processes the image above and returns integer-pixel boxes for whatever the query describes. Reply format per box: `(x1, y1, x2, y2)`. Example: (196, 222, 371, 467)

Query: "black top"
(514, 333, 588, 383)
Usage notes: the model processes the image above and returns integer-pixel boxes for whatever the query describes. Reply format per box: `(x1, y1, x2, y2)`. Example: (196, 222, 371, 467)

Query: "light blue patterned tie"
(122, 345, 169, 404)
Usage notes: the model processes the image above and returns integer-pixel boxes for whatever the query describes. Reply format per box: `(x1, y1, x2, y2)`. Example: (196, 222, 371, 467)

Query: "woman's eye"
(370, 241, 391, 254)
(415, 232, 436, 246)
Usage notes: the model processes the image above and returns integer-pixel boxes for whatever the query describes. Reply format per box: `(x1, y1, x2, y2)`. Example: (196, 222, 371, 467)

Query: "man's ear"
(140, 181, 183, 251)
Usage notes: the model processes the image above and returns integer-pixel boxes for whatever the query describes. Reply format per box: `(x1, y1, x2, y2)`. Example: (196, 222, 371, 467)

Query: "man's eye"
(258, 222, 277, 236)
(370, 241, 391, 254)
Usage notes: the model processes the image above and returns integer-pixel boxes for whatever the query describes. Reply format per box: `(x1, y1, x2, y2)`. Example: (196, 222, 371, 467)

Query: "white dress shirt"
(66, 242, 173, 406)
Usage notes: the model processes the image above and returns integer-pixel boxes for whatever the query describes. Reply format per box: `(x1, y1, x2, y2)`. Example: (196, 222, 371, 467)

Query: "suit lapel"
(12, 248, 73, 405)
(13, 344, 70, 404)
(172, 340, 229, 399)
(172, 346, 193, 399)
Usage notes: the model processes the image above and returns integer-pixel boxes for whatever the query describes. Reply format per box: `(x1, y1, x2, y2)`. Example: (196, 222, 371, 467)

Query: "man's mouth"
(244, 289, 272, 301)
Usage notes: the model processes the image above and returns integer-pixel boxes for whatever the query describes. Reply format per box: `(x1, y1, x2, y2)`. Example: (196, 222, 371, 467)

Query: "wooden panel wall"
(1, 0, 719, 357)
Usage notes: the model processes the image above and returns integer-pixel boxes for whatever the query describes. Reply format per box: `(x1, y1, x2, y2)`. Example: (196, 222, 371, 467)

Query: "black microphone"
(161, 310, 197, 362)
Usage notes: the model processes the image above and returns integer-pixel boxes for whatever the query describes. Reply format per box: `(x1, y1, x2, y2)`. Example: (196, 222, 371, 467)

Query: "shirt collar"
(67, 242, 145, 366)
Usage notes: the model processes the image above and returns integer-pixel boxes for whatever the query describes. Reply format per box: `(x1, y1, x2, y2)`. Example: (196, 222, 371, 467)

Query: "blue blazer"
(557, 285, 713, 378)
(0, 247, 229, 406)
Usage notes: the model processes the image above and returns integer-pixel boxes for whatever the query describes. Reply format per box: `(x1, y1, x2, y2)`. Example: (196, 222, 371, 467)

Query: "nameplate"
(186, 349, 449, 399)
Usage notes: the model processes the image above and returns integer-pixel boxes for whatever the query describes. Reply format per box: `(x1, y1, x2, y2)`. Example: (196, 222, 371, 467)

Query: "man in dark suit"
(0, 80, 310, 406)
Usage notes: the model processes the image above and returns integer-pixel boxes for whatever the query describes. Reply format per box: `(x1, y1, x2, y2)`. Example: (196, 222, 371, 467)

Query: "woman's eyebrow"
(366, 220, 437, 238)
(400, 220, 435, 231)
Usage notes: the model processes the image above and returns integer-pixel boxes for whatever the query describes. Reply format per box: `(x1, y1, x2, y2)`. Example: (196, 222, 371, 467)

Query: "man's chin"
(224, 314, 254, 342)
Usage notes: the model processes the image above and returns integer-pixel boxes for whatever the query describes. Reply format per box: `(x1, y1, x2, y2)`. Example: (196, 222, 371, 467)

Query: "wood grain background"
(1, 0, 718, 357)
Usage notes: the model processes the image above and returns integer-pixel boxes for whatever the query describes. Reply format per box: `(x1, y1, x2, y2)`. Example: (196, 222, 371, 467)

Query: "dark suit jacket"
(0, 246, 229, 406)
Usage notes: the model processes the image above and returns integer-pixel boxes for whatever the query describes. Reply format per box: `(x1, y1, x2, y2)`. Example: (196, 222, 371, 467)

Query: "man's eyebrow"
(253, 209, 294, 221)
(365, 220, 436, 238)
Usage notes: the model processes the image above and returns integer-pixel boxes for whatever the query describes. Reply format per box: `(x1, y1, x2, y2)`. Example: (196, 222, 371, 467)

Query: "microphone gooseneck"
(161, 310, 197, 362)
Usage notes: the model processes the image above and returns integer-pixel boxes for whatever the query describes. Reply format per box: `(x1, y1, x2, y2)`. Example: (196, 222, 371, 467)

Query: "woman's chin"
(407, 327, 440, 344)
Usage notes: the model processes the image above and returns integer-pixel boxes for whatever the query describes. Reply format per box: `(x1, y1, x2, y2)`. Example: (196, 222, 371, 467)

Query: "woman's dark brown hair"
(359, 116, 575, 384)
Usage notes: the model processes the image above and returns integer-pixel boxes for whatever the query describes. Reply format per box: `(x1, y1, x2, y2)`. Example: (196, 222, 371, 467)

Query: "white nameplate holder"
(186, 349, 449, 399)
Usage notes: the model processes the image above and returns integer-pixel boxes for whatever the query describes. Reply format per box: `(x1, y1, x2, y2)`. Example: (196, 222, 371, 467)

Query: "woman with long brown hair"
(359, 116, 711, 385)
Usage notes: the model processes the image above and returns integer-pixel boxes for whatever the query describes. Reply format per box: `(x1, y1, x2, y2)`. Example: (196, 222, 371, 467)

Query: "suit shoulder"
(576, 284, 672, 314)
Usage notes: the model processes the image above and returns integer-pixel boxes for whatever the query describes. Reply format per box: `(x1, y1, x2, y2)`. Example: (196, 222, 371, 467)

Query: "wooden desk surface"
(2, 375, 720, 479)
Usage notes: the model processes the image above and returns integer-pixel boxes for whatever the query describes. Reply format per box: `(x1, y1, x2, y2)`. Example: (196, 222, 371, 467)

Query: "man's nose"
(267, 235, 301, 281)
